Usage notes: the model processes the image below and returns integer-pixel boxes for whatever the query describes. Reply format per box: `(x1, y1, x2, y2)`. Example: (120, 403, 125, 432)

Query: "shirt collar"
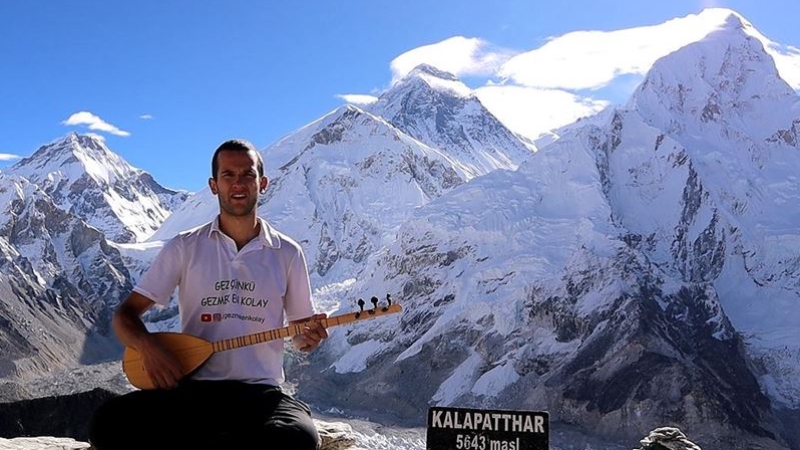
(208, 216, 280, 249)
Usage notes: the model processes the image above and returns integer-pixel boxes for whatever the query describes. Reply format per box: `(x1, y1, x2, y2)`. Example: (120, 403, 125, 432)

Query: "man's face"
(209, 150, 268, 218)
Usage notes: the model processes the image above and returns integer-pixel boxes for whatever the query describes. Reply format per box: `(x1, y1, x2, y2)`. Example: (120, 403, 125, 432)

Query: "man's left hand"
(291, 313, 328, 352)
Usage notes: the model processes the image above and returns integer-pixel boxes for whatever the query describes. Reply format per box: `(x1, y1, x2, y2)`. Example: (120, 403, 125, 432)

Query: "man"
(89, 139, 327, 449)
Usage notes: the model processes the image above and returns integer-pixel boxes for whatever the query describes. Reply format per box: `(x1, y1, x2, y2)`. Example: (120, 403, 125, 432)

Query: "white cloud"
(496, 8, 800, 91)
(475, 85, 609, 140)
(390, 36, 515, 84)
(139, 114, 154, 120)
(0, 153, 21, 161)
(498, 9, 741, 90)
(85, 132, 106, 142)
(62, 111, 130, 137)
(337, 94, 378, 105)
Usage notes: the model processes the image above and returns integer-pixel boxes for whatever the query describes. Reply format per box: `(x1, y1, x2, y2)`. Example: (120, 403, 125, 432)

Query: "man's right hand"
(113, 292, 184, 389)
(137, 335, 185, 389)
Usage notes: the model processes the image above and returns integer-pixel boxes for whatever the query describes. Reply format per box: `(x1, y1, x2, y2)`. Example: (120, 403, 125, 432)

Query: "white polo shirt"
(133, 216, 315, 386)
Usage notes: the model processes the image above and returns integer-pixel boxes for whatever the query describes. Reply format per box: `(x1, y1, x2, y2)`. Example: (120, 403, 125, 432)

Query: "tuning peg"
(356, 298, 365, 318)
(369, 296, 378, 314)
(382, 294, 392, 311)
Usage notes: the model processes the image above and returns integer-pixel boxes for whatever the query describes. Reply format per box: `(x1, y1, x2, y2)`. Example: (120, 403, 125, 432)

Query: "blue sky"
(1, 0, 799, 192)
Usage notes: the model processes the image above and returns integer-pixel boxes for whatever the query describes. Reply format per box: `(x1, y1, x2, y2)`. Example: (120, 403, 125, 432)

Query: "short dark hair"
(211, 139, 265, 179)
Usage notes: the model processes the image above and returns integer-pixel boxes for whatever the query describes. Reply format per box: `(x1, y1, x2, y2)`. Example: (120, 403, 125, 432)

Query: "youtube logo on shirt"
(201, 313, 212, 322)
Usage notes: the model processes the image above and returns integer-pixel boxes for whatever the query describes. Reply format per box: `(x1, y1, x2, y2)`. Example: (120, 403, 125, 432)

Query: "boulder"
(634, 427, 702, 450)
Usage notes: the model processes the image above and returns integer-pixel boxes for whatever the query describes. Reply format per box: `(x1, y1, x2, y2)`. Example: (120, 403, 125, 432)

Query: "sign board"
(427, 406, 549, 450)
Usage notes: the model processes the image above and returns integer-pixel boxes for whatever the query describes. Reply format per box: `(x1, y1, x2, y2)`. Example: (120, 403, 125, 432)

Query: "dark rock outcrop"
(0, 388, 117, 441)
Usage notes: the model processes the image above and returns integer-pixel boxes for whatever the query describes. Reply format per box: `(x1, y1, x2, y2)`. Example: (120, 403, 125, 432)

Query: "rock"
(0, 437, 90, 449)
(315, 420, 360, 450)
(634, 427, 702, 450)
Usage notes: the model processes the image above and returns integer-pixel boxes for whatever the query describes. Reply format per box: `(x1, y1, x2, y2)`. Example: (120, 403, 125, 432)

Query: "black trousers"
(88, 380, 319, 450)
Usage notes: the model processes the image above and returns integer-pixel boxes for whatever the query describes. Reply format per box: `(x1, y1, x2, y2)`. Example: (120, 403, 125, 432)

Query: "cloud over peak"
(337, 94, 378, 106)
(390, 36, 515, 84)
(62, 111, 130, 137)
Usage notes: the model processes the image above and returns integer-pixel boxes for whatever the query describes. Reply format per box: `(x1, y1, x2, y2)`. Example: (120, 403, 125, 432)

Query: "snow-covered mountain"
(0, 135, 192, 387)
(150, 67, 534, 285)
(294, 12, 800, 450)
(8, 133, 189, 243)
(624, 13, 800, 415)
(368, 64, 536, 175)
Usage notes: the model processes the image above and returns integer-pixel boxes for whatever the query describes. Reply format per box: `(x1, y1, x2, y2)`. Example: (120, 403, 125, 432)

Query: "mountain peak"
(405, 64, 460, 82)
(695, 7, 747, 26)
(389, 64, 472, 99)
(50, 131, 104, 150)
(366, 65, 533, 178)
(16, 133, 120, 178)
(662, 8, 752, 37)
(629, 15, 796, 135)
(698, 8, 766, 44)
(14, 133, 130, 187)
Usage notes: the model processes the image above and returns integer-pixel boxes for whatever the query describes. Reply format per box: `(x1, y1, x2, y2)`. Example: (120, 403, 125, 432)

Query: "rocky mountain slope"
(0, 174, 128, 382)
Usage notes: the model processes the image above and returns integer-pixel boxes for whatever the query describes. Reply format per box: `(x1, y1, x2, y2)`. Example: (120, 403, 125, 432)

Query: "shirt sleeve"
(133, 236, 183, 306)
(284, 244, 315, 322)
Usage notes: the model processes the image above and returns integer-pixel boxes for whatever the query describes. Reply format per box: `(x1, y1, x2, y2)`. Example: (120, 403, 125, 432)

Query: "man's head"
(208, 139, 268, 218)
(211, 139, 264, 180)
